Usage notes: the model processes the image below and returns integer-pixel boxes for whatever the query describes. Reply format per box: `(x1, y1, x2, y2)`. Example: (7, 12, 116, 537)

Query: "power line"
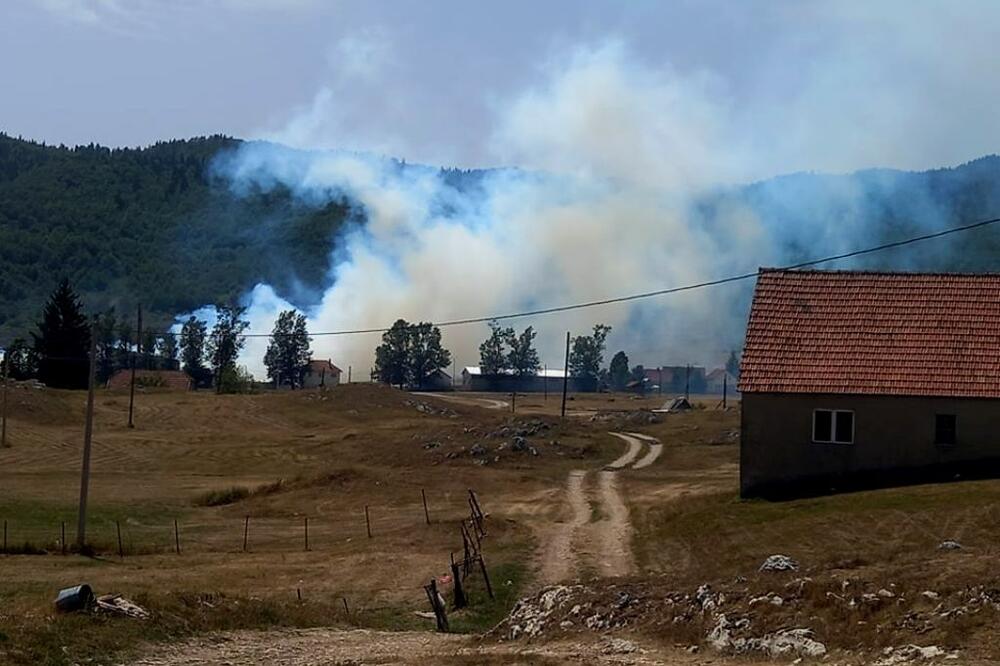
(240, 213, 1000, 337)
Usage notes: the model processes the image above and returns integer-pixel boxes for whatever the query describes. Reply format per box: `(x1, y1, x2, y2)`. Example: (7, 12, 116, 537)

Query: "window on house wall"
(813, 409, 854, 444)
(935, 414, 957, 446)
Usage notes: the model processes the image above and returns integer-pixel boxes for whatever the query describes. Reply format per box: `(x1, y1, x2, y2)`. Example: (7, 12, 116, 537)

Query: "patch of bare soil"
(540, 470, 591, 584)
(125, 627, 712, 665)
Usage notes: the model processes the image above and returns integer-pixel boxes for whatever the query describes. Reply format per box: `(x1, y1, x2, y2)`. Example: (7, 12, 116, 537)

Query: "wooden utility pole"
(1, 353, 9, 448)
(76, 324, 98, 549)
(722, 374, 728, 409)
(543, 364, 547, 401)
(560, 332, 570, 419)
(658, 367, 663, 395)
(348, 366, 352, 383)
(127, 304, 142, 428)
(685, 364, 691, 400)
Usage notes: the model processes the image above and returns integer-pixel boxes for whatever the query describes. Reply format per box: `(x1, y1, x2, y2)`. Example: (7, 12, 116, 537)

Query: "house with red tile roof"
(739, 269, 1000, 497)
(303, 359, 341, 388)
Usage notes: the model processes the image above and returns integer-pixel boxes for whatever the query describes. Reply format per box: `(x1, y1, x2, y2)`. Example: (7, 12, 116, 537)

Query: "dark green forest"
(0, 133, 353, 343)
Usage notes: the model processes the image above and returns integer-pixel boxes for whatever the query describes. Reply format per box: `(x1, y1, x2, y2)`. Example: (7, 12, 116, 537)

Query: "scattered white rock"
(506, 585, 583, 639)
(759, 554, 799, 572)
(600, 637, 641, 655)
(878, 588, 896, 599)
(938, 540, 963, 551)
(921, 591, 940, 601)
(875, 645, 958, 666)
(707, 615, 826, 658)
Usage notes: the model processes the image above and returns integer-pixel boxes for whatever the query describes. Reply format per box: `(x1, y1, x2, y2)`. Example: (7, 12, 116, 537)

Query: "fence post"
(3, 519, 6, 554)
(61, 522, 66, 555)
(478, 554, 494, 600)
(174, 519, 180, 555)
(243, 516, 250, 552)
(116, 521, 124, 559)
(421, 489, 430, 525)
(451, 553, 467, 609)
(364, 505, 372, 538)
(304, 516, 309, 551)
(425, 579, 449, 632)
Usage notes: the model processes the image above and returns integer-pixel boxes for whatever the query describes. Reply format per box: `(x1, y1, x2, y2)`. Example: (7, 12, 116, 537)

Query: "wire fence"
(0, 491, 472, 558)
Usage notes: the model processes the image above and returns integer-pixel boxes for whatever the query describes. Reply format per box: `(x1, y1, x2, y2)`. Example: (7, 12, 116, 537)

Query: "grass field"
(3, 382, 1000, 664)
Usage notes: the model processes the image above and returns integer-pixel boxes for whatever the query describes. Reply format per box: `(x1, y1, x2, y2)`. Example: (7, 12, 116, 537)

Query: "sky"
(4, 0, 1000, 174)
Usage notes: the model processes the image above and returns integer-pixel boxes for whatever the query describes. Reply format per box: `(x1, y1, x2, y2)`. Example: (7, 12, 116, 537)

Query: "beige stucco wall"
(740, 392, 1000, 497)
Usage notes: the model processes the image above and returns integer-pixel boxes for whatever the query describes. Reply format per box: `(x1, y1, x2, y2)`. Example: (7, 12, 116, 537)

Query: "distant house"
(705, 368, 738, 395)
(302, 359, 342, 389)
(461, 366, 580, 392)
(416, 369, 453, 391)
(642, 366, 707, 394)
(740, 269, 1000, 498)
(107, 369, 192, 391)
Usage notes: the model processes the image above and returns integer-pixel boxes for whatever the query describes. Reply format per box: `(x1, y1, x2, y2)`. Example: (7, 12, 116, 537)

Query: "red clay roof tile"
(738, 269, 1000, 397)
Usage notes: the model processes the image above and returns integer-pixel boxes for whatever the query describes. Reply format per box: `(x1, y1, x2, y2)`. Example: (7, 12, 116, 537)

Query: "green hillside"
(0, 133, 351, 341)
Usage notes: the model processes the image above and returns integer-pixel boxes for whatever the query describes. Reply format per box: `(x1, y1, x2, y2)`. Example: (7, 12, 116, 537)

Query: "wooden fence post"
(61, 521, 67, 555)
(421, 489, 430, 525)
(425, 579, 449, 632)
(174, 519, 180, 555)
(116, 521, 124, 559)
(451, 553, 467, 609)
(364, 505, 372, 538)
(243, 516, 250, 552)
(478, 554, 494, 600)
(2, 519, 6, 554)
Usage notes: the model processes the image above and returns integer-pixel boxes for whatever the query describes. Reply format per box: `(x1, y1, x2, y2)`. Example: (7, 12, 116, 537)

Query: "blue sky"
(3, 1, 1000, 174)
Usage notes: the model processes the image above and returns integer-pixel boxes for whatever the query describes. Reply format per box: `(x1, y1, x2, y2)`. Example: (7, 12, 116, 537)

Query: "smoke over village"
(7, 2, 1000, 664)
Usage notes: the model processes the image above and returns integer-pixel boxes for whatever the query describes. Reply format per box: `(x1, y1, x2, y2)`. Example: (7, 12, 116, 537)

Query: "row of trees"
(374, 319, 451, 389)
(0, 279, 319, 393)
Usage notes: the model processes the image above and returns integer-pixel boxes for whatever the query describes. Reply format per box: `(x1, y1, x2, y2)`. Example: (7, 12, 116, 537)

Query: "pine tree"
(263, 310, 312, 388)
(32, 279, 91, 389)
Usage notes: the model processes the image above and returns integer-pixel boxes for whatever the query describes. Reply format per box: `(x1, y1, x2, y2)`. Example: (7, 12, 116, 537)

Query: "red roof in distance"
(739, 269, 1000, 398)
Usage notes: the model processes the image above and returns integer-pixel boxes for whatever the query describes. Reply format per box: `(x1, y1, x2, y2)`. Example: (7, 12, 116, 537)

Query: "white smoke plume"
(199, 23, 1000, 380)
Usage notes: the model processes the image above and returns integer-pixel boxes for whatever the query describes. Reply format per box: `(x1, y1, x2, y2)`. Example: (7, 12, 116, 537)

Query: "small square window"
(935, 414, 957, 446)
(813, 409, 854, 444)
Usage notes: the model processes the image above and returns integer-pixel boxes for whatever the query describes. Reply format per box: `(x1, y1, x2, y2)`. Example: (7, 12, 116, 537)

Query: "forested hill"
(3, 130, 1000, 346)
(0, 133, 355, 341)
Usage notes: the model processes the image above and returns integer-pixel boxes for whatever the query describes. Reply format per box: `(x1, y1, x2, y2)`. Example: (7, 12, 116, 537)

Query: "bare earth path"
(540, 469, 591, 583)
(419, 392, 510, 410)
(126, 628, 707, 665)
(595, 470, 636, 576)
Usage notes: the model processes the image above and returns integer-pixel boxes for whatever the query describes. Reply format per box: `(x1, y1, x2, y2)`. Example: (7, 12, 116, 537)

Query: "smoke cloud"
(198, 18, 1000, 379)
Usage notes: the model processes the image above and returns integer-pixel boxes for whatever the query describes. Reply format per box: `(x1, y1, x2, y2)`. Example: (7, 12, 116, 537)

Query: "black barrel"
(55, 584, 94, 612)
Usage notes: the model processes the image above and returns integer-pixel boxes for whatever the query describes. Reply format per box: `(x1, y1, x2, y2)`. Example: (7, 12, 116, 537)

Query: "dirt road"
(127, 627, 705, 665)
(420, 392, 510, 410)
(539, 432, 658, 583)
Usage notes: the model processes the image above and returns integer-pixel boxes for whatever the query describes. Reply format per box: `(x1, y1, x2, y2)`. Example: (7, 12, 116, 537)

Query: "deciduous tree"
(568, 324, 611, 391)
(207, 304, 250, 392)
(609, 351, 630, 391)
(263, 310, 312, 389)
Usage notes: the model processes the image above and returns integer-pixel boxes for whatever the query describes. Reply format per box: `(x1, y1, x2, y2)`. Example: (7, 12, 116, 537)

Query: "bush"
(194, 486, 251, 507)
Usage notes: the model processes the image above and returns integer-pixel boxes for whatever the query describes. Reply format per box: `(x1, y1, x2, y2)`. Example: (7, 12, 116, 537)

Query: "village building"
(705, 368, 738, 395)
(642, 366, 707, 395)
(107, 369, 193, 391)
(460, 366, 578, 392)
(302, 359, 342, 389)
(739, 269, 1000, 498)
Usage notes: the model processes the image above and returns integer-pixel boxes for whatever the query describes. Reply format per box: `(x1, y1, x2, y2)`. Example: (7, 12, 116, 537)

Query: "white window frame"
(812, 409, 854, 444)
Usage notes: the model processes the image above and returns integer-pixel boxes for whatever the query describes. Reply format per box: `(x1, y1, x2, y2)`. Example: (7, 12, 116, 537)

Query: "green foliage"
(630, 364, 647, 394)
(3, 337, 37, 380)
(726, 350, 740, 378)
(609, 350, 630, 391)
(193, 485, 251, 507)
(31, 279, 91, 389)
(568, 324, 611, 389)
(208, 305, 250, 391)
(374, 319, 451, 388)
(179, 316, 210, 387)
(477, 320, 539, 376)
(0, 134, 352, 345)
(478, 320, 510, 374)
(217, 365, 255, 394)
(263, 309, 312, 388)
(507, 326, 540, 377)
